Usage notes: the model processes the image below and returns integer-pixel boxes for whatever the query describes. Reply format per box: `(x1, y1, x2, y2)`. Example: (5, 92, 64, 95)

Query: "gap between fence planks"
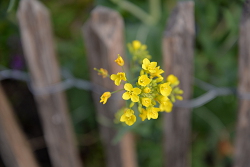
(0, 85, 39, 167)
(162, 1, 195, 167)
(17, 0, 82, 167)
(83, 6, 137, 167)
(234, 0, 250, 166)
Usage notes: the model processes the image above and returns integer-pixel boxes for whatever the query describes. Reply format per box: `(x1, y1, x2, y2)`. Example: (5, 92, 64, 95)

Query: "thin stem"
(110, 0, 155, 25)
(149, 0, 161, 23)
(111, 88, 124, 94)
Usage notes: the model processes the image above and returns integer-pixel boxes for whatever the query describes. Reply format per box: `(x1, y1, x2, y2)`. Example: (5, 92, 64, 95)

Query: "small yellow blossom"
(167, 74, 180, 86)
(110, 72, 127, 86)
(122, 83, 141, 102)
(159, 82, 172, 97)
(120, 108, 136, 126)
(142, 58, 157, 73)
(115, 54, 124, 66)
(94, 68, 109, 78)
(132, 40, 141, 50)
(147, 107, 160, 120)
(138, 75, 151, 86)
(150, 67, 164, 78)
(100, 92, 111, 104)
(159, 96, 173, 112)
(139, 108, 147, 121)
(143, 87, 151, 93)
(141, 97, 151, 107)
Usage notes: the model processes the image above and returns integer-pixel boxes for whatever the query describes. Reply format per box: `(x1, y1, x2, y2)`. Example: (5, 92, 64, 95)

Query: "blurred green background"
(0, 0, 245, 166)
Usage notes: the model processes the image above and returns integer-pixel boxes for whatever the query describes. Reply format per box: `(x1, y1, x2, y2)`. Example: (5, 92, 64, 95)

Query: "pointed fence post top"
(164, 1, 195, 37)
(87, 6, 124, 47)
(18, 0, 49, 18)
(17, 0, 59, 88)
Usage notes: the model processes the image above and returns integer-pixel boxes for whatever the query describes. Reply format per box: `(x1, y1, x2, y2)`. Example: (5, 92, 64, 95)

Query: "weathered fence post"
(17, 0, 82, 167)
(83, 6, 137, 167)
(162, 2, 194, 167)
(0, 84, 39, 167)
(234, 1, 250, 166)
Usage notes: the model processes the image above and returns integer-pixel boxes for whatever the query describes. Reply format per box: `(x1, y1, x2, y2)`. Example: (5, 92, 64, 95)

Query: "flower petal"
(127, 115, 136, 126)
(110, 74, 117, 80)
(132, 88, 141, 95)
(124, 83, 133, 91)
(131, 94, 139, 102)
(151, 62, 157, 68)
(142, 58, 150, 69)
(115, 79, 121, 86)
(122, 92, 131, 100)
(120, 114, 126, 122)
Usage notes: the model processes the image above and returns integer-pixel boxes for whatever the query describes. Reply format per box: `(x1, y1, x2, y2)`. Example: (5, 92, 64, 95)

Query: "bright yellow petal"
(120, 114, 126, 122)
(151, 62, 157, 68)
(142, 58, 150, 69)
(151, 111, 158, 119)
(124, 83, 133, 91)
(126, 115, 136, 126)
(110, 74, 117, 81)
(132, 88, 141, 95)
(122, 92, 131, 100)
(115, 79, 121, 86)
(131, 94, 139, 102)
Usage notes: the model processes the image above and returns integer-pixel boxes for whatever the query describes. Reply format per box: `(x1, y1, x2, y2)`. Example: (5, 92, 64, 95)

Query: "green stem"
(110, 0, 155, 25)
(111, 88, 124, 94)
(149, 0, 161, 23)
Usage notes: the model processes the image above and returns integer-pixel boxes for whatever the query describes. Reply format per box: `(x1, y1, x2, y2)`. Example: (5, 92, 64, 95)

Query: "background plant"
(0, 0, 244, 166)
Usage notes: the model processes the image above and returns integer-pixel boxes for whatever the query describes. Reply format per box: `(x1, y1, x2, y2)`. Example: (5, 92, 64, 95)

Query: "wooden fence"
(0, 0, 250, 166)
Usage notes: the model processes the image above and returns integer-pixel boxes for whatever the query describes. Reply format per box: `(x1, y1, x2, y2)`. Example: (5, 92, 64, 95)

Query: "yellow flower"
(159, 82, 172, 96)
(122, 83, 141, 102)
(142, 58, 157, 73)
(100, 92, 111, 104)
(167, 74, 180, 86)
(120, 108, 136, 126)
(132, 40, 141, 50)
(143, 87, 151, 93)
(114, 54, 124, 66)
(141, 97, 151, 107)
(147, 107, 160, 120)
(150, 67, 164, 78)
(94, 68, 109, 78)
(138, 75, 151, 86)
(110, 72, 127, 86)
(159, 96, 173, 112)
(139, 108, 147, 121)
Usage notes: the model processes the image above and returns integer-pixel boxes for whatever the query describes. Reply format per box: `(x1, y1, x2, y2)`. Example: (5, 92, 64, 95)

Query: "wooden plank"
(234, 1, 250, 166)
(83, 6, 137, 167)
(0, 85, 39, 167)
(17, 0, 82, 167)
(162, 2, 195, 167)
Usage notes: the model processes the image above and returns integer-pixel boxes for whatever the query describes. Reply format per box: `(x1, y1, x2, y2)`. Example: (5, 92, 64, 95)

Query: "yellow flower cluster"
(97, 41, 183, 126)
(128, 40, 151, 63)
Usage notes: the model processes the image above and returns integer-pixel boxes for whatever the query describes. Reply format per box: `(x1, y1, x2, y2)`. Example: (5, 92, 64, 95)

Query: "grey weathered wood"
(162, 2, 194, 167)
(234, 1, 250, 166)
(0, 85, 39, 167)
(17, 0, 82, 167)
(83, 6, 137, 167)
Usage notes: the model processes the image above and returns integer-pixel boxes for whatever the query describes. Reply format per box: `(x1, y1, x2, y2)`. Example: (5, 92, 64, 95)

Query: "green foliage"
(0, 0, 244, 166)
